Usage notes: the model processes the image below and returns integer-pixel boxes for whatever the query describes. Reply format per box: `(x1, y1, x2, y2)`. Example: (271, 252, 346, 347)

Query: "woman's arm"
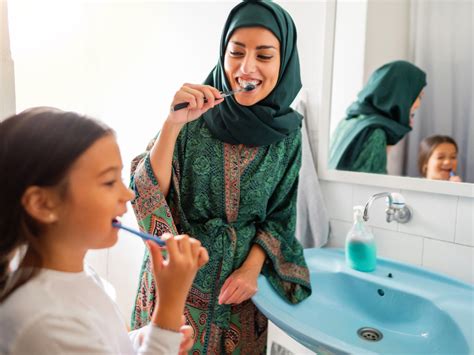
(149, 84, 223, 197)
(218, 244, 266, 305)
(242, 244, 266, 270)
(149, 121, 184, 197)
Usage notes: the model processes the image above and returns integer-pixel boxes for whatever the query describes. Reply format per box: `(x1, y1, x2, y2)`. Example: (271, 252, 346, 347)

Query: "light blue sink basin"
(252, 248, 474, 354)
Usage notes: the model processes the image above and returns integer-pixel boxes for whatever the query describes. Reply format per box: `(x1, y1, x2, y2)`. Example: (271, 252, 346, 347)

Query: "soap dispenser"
(345, 205, 376, 272)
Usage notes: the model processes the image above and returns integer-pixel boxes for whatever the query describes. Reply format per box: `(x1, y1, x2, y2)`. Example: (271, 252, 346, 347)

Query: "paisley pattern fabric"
(332, 125, 388, 173)
(350, 128, 387, 173)
(130, 119, 311, 354)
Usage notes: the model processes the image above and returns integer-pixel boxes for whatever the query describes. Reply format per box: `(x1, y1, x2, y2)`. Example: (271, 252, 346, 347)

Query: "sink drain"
(357, 327, 383, 342)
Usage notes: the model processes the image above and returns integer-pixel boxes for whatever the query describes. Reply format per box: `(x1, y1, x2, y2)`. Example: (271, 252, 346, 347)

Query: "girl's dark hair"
(0, 107, 113, 301)
(418, 135, 458, 177)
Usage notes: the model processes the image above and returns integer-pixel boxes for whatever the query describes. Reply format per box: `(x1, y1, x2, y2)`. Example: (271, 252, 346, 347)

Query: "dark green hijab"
(329, 60, 427, 169)
(202, 0, 302, 146)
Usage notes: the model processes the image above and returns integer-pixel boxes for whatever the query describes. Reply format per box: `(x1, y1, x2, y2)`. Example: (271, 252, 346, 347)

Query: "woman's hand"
(218, 244, 266, 305)
(167, 84, 224, 125)
(148, 234, 209, 331)
(218, 265, 259, 305)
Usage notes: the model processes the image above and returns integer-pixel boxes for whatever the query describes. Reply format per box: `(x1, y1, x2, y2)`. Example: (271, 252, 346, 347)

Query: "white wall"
(280, 1, 327, 145)
(0, 0, 15, 119)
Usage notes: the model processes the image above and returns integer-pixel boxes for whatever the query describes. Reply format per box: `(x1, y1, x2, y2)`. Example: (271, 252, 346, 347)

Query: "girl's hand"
(167, 84, 224, 125)
(148, 234, 209, 331)
(218, 265, 259, 305)
(178, 323, 194, 355)
(449, 175, 462, 182)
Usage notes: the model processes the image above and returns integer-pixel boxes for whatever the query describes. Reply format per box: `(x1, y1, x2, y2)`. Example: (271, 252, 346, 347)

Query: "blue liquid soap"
(345, 206, 377, 272)
(346, 241, 376, 272)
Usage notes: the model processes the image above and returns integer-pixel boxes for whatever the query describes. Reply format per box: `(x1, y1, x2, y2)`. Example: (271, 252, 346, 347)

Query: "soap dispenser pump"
(345, 205, 376, 272)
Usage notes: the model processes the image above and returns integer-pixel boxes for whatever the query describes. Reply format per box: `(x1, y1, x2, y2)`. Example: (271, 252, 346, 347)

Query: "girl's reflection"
(418, 135, 461, 182)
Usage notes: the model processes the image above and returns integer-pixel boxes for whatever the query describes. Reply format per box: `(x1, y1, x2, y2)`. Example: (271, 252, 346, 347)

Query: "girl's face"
(53, 135, 134, 250)
(425, 143, 458, 180)
(224, 27, 280, 106)
(409, 90, 424, 127)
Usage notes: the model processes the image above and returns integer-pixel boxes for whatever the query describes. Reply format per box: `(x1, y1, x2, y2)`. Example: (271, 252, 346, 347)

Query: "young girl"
(0, 107, 208, 354)
(418, 135, 462, 182)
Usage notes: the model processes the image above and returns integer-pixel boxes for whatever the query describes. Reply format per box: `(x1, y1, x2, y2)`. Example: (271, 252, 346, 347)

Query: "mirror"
(317, 0, 473, 197)
(326, 0, 473, 184)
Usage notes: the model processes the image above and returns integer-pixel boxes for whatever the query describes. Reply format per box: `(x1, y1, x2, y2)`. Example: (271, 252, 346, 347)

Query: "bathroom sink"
(252, 248, 474, 354)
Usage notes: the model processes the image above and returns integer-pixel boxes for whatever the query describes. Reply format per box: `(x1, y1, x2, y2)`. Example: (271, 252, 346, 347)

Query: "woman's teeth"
(238, 78, 260, 88)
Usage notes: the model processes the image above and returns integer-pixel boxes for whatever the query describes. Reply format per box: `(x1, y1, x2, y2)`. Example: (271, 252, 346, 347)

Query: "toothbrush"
(112, 221, 166, 246)
(171, 84, 256, 112)
(450, 170, 456, 177)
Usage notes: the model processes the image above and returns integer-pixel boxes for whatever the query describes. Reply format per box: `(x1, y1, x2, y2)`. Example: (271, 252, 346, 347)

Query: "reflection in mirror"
(328, 0, 473, 183)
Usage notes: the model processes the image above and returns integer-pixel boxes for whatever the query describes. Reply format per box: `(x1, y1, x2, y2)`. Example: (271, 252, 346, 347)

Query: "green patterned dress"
(130, 119, 311, 354)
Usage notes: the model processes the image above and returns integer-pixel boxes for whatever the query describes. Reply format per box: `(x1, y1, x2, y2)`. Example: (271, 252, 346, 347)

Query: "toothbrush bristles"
(244, 84, 256, 91)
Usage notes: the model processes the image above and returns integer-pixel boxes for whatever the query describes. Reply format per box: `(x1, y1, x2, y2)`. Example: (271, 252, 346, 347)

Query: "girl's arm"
(147, 235, 208, 331)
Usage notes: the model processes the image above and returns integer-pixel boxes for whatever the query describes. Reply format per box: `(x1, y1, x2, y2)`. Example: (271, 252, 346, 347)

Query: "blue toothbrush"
(112, 221, 166, 246)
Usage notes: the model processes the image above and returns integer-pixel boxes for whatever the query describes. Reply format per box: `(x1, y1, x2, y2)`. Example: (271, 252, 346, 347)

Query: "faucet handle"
(386, 192, 412, 223)
(388, 192, 406, 209)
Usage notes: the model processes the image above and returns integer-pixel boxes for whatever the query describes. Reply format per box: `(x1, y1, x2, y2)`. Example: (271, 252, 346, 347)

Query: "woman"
(0, 107, 207, 354)
(130, 1, 311, 353)
(329, 60, 427, 174)
(418, 135, 461, 181)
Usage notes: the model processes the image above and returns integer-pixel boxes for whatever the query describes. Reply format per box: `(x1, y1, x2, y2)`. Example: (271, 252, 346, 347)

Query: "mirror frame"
(317, 0, 473, 198)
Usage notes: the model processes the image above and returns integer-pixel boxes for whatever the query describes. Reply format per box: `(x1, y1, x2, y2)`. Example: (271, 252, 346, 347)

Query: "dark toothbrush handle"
(172, 102, 189, 111)
(172, 98, 209, 112)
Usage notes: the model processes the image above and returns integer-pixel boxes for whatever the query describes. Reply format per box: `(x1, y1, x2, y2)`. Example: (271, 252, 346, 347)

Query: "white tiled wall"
(455, 197, 474, 247)
(321, 180, 474, 284)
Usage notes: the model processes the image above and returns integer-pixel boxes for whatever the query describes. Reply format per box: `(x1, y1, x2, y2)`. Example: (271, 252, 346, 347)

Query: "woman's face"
(224, 26, 280, 106)
(425, 142, 458, 180)
(54, 135, 134, 250)
(409, 90, 424, 127)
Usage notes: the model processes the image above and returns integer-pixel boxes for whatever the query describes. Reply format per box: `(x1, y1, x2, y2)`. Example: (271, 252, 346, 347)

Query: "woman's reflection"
(329, 60, 426, 174)
(418, 135, 462, 182)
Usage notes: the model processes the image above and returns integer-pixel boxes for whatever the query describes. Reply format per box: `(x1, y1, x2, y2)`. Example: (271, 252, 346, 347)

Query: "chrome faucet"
(363, 192, 412, 223)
